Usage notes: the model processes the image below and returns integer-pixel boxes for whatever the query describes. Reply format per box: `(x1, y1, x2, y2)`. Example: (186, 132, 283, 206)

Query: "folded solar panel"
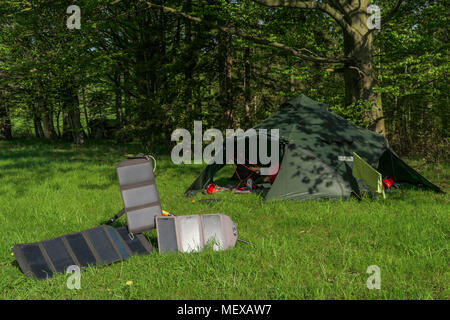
(11, 225, 153, 280)
(116, 158, 163, 233)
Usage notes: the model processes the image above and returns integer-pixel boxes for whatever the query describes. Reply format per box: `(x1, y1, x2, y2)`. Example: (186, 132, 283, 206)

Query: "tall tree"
(0, 70, 13, 140)
(251, 0, 405, 135)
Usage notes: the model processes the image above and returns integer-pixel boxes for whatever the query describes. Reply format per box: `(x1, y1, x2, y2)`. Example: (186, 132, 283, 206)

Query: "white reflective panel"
(178, 216, 202, 253)
(202, 215, 223, 251)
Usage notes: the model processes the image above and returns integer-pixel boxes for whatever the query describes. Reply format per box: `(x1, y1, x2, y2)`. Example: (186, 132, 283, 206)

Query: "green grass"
(0, 139, 448, 300)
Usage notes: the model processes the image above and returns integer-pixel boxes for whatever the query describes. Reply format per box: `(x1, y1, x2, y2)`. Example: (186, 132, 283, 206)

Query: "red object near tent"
(382, 178, 394, 189)
(206, 184, 217, 194)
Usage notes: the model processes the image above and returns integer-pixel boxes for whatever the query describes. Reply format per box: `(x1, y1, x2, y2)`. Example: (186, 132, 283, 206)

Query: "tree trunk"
(343, 11, 385, 135)
(217, 0, 234, 129)
(123, 69, 131, 125)
(33, 114, 45, 139)
(62, 111, 71, 141)
(40, 97, 55, 139)
(114, 71, 122, 125)
(41, 110, 55, 139)
(81, 86, 90, 137)
(36, 80, 56, 139)
(61, 84, 86, 145)
(0, 105, 12, 140)
(183, 0, 193, 118)
(55, 109, 61, 138)
(218, 31, 233, 128)
(243, 47, 251, 125)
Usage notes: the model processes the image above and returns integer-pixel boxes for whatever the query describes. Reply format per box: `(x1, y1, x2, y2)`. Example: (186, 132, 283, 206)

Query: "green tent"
(185, 94, 442, 201)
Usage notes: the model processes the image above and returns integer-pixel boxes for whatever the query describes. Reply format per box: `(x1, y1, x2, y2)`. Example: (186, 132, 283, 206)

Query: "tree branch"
(252, 0, 353, 35)
(381, 0, 404, 28)
(141, 1, 348, 64)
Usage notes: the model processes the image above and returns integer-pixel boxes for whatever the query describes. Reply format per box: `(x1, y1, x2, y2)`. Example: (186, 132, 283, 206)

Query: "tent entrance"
(230, 161, 281, 193)
(229, 138, 286, 192)
(184, 139, 286, 197)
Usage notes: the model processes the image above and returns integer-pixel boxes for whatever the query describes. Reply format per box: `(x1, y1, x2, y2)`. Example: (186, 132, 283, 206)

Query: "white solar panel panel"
(202, 215, 224, 251)
(178, 216, 202, 252)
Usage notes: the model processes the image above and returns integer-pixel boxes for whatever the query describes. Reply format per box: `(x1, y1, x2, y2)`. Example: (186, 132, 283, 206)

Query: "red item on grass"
(206, 184, 217, 194)
(382, 178, 394, 189)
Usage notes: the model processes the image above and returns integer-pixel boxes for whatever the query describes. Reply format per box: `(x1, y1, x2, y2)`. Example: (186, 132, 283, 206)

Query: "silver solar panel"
(117, 158, 162, 233)
(121, 184, 159, 208)
(117, 161, 154, 186)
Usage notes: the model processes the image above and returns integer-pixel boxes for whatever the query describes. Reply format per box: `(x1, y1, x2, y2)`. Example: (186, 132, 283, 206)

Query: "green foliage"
(0, 0, 448, 158)
(330, 100, 372, 128)
(375, 0, 449, 156)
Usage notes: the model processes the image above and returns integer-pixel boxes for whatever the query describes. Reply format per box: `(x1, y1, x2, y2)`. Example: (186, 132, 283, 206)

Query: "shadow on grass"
(0, 139, 201, 197)
(146, 235, 159, 252)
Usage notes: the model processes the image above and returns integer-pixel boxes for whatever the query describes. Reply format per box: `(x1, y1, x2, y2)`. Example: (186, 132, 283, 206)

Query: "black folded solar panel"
(42, 238, 76, 273)
(65, 232, 97, 267)
(11, 225, 153, 280)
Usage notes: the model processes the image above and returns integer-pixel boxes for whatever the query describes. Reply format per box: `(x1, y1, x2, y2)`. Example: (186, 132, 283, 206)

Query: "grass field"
(0, 139, 448, 300)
